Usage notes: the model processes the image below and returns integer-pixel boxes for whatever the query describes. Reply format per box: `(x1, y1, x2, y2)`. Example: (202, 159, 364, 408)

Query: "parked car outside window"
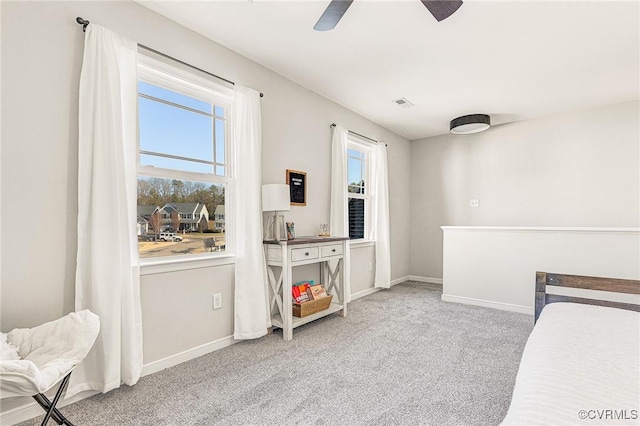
(158, 232, 182, 242)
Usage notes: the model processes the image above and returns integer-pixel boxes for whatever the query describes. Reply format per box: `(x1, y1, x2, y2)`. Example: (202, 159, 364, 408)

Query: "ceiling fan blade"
(314, 0, 354, 31)
(420, 0, 463, 22)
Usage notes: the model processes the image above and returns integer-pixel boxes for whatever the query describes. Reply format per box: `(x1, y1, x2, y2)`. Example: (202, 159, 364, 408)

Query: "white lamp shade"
(262, 184, 291, 212)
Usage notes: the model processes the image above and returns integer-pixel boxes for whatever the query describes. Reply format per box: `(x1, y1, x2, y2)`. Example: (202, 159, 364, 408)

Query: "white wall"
(349, 244, 376, 296)
(442, 227, 640, 314)
(410, 101, 640, 280)
(0, 0, 410, 416)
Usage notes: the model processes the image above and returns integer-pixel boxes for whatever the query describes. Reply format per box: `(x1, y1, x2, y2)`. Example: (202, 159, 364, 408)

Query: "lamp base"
(265, 213, 286, 241)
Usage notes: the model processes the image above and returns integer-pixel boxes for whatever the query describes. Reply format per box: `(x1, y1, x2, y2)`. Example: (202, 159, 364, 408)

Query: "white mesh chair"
(1, 310, 100, 426)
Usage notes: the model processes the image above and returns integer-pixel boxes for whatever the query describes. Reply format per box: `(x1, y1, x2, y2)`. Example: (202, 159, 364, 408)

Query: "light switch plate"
(213, 293, 222, 310)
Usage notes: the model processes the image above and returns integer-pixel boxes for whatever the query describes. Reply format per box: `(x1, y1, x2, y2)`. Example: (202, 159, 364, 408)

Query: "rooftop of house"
(137, 205, 159, 216)
(163, 203, 207, 214)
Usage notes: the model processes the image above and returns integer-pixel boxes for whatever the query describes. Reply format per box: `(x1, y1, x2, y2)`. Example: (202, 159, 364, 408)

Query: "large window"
(137, 56, 233, 260)
(347, 137, 373, 240)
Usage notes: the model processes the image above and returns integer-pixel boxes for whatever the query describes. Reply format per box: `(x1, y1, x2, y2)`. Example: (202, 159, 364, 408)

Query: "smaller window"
(346, 139, 373, 240)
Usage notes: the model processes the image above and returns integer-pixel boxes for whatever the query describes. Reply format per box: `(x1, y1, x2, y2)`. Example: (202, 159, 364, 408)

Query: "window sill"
(349, 240, 375, 248)
(140, 254, 235, 276)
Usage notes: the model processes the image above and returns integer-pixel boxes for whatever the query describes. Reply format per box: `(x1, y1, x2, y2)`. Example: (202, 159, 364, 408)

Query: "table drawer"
(291, 246, 319, 262)
(321, 244, 343, 257)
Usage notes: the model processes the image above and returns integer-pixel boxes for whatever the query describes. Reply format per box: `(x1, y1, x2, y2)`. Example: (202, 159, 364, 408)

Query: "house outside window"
(347, 136, 373, 240)
(214, 205, 225, 232)
(137, 55, 233, 260)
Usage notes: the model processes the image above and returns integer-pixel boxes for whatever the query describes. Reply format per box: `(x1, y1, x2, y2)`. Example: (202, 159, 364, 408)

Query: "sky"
(138, 81, 225, 176)
(347, 148, 365, 191)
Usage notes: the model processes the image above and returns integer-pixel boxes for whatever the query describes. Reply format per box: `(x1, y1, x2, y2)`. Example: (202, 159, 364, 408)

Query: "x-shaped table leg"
(267, 266, 284, 316)
(326, 258, 343, 302)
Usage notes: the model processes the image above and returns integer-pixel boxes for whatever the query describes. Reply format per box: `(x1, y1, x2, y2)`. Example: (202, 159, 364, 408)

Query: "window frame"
(346, 135, 374, 242)
(137, 54, 235, 268)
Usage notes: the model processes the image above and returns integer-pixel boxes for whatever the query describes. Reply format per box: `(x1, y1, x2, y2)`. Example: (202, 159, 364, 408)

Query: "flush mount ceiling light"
(450, 114, 491, 135)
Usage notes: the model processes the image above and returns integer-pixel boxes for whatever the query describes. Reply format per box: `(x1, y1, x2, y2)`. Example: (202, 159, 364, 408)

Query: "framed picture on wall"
(286, 169, 307, 206)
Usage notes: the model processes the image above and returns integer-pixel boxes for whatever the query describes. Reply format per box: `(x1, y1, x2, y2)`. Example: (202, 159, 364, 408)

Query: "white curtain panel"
(372, 143, 391, 288)
(233, 86, 270, 339)
(329, 125, 351, 302)
(329, 125, 348, 237)
(69, 24, 143, 398)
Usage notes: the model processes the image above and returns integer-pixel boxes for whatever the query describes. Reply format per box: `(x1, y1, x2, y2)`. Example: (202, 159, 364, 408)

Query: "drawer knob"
(332, 249, 336, 252)
(305, 252, 309, 256)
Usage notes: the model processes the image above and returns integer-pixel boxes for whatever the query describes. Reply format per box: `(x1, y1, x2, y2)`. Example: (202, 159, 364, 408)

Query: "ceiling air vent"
(393, 97, 414, 109)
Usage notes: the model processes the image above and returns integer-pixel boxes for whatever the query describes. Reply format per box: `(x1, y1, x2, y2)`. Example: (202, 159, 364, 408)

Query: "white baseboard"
(351, 276, 417, 294)
(141, 335, 236, 376)
(351, 286, 383, 300)
(407, 275, 443, 285)
(390, 276, 410, 286)
(1, 335, 237, 426)
(441, 293, 533, 315)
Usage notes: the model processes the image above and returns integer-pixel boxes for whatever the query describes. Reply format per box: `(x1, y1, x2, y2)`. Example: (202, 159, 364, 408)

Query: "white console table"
(264, 236, 349, 340)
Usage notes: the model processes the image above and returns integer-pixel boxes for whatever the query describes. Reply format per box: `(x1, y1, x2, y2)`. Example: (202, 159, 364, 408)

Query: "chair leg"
(32, 372, 75, 426)
(33, 394, 66, 425)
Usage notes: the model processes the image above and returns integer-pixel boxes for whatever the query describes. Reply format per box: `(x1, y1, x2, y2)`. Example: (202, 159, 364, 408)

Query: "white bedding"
(501, 302, 640, 426)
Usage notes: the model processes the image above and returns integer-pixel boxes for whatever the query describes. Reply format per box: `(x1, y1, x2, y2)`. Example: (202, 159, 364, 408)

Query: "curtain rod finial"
(76, 17, 90, 31)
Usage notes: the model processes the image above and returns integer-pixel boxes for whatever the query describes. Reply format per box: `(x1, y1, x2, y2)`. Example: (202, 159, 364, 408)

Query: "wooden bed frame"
(534, 271, 640, 323)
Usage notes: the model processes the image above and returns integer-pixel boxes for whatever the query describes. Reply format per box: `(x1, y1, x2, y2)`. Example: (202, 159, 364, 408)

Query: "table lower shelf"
(271, 302, 344, 329)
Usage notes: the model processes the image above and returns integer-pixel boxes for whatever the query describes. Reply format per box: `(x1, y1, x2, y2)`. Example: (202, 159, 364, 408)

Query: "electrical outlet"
(470, 199, 479, 208)
(212, 293, 222, 310)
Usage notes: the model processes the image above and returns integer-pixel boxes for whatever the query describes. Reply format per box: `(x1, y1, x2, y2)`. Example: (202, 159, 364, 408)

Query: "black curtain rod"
(75, 17, 263, 98)
(330, 123, 387, 146)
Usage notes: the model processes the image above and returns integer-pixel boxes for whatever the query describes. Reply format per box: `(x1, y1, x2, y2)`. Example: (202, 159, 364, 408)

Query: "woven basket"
(293, 295, 333, 318)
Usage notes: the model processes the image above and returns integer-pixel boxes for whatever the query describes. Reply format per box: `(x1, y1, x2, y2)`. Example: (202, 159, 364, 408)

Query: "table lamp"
(262, 184, 291, 241)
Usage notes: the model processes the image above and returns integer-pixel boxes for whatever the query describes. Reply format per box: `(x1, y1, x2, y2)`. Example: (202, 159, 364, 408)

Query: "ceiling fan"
(314, 0, 463, 31)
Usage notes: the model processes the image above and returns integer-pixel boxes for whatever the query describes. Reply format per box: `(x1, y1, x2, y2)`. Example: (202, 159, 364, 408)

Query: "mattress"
(501, 302, 640, 426)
